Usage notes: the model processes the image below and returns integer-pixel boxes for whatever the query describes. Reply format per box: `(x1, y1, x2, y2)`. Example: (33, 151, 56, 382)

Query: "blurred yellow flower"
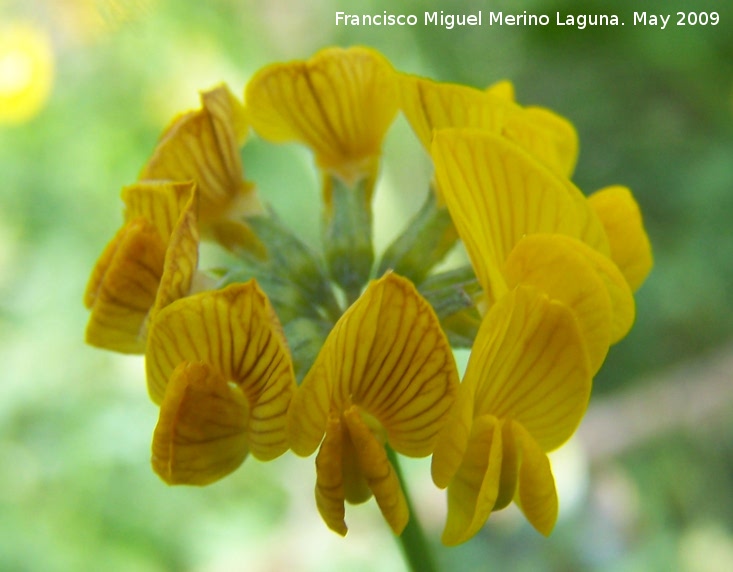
(588, 185, 654, 292)
(287, 273, 459, 535)
(0, 22, 54, 124)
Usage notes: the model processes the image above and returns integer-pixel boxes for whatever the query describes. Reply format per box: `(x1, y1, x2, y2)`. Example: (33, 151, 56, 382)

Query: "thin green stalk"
(387, 447, 440, 572)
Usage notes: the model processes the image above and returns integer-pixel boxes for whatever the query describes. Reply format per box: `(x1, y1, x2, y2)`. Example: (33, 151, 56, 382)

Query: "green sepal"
(441, 308, 482, 349)
(418, 266, 482, 349)
(493, 421, 518, 511)
(217, 265, 317, 324)
(283, 317, 333, 383)
(377, 190, 458, 284)
(418, 266, 481, 318)
(323, 176, 374, 304)
(246, 212, 342, 321)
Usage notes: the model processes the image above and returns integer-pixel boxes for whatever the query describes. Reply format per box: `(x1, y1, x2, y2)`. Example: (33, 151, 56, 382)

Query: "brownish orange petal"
(146, 281, 295, 460)
(315, 415, 348, 536)
(343, 406, 409, 535)
(85, 217, 167, 353)
(140, 84, 254, 223)
(245, 46, 398, 187)
(152, 361, 250, 485)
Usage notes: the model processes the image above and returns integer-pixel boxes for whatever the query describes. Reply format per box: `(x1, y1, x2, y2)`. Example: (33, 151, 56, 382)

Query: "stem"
(387, 447, 440, 572)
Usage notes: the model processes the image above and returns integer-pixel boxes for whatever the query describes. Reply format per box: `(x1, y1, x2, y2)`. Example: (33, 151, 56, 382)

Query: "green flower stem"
(323, 177, 374, 300)
(387, 447, 440, 572)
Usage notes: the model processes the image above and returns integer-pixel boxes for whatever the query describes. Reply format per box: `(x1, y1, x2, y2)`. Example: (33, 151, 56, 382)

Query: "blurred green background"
(2, 0, 733, 570)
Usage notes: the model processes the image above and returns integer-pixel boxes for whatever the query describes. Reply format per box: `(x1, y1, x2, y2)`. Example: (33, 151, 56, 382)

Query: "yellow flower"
(426, 124, 652, 544)
(146, 280, 296, 485)
(139, 84, 263, 254)
(0, 22, 54, 124)
(287, 273, 459, 535)
(400, 75, 578, 178)
(430, 128, 637, 348)
(245, 46, 399, 200)
(504, 233, 634, 372)
(84, 180, 199, 353)
(431, 284, 592, 545)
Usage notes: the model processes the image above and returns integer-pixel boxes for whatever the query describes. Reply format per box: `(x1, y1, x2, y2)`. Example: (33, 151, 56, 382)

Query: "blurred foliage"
(1, 0, 732, 570)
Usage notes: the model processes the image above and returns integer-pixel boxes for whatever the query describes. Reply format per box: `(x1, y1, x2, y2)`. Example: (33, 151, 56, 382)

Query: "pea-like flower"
(81, 45, 654, 566)
(245, 46, 399, 199)
(287, 273, 459, 535)
(145, 280, 296, 485)
(427, 125, 653, 545)
(140, 84, 263, 254)
(432, 284, 592, 545)
(84, 180, 199, 353)
(430, 128, 641, 343)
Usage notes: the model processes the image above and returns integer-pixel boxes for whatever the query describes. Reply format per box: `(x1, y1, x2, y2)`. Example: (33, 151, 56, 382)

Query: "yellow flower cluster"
(84, 46, 652, 546)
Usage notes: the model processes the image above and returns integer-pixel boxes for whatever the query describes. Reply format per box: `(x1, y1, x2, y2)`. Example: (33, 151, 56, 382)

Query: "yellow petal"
(588, 185, 653, 291)
(431, 129, 581, 304)
(292, 272, 458, 458)
(122, 180, 196, 240)
(433, 292, 518, 488)
(151, 361, 250, 485)
(287, 355, 333, 456)
(469, 286, 591, 452)
(315, 416, 348, 536)
(502, 106, 579, 178)
(140, 84, 253, 223)
(341, 414, 373, 504)
(504, 234, 612, 374)
(246, 46, 398, 187)
(399, 74, 512, 150)
(441, 417, 559, 543)
(85, 182, 202, 353)
(511, 421, 558, 536)
(441, 415, 503, 546)
(150, 184, 200, 319)
(485, 80, 515, 102)
(431, 378, 477, 489)
(84, 217, 166, 353)
(545, 234, 635, 344)
(146, 281, 295, 460)
(343, 406, 408, 535)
